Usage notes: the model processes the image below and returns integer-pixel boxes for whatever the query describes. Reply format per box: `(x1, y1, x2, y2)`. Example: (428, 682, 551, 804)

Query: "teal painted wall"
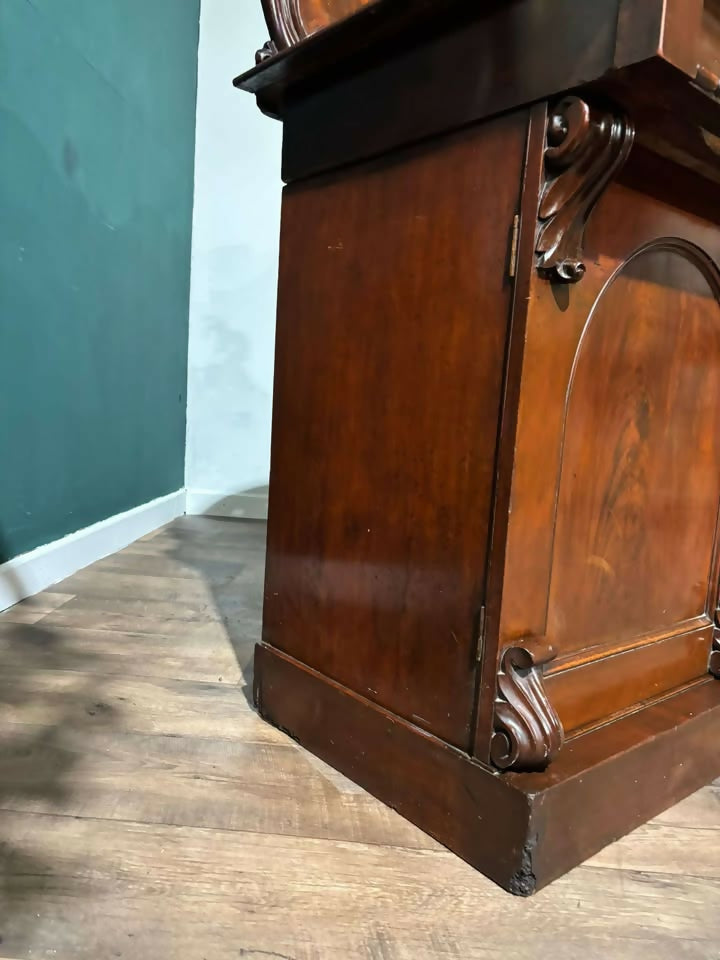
(0, 0, 200, 561)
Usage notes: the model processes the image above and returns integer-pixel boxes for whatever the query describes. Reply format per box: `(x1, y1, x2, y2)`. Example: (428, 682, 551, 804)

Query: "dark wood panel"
(278, 0, 619, 180)
(263, 114, 527, 749)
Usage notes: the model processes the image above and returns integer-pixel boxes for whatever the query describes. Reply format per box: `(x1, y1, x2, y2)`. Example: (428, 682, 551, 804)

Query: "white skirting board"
(184, 488, 269, 521)
(0, 489, 186, 613)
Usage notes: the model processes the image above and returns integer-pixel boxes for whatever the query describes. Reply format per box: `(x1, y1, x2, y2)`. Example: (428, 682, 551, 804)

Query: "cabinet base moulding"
(255, 642, 720, 895)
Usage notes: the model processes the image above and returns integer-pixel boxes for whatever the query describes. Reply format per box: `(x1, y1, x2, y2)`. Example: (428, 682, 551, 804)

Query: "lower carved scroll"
(710, 625, 720, 679)
(491, 639, 565, 772)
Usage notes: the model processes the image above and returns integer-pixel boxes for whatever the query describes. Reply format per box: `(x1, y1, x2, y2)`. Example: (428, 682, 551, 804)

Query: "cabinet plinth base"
(254, 642, 720, 895)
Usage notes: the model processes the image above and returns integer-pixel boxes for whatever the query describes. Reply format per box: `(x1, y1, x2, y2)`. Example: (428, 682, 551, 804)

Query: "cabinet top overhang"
(235, 0, 720, 185)
(236, 0, 720, 107)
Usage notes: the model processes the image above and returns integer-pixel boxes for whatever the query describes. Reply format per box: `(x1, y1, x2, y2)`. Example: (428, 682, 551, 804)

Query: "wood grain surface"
(296, 0, 377, 34)
(0, 517, 718, 958)
(265, 115, 526, 750)
(492, 158, 720, 744)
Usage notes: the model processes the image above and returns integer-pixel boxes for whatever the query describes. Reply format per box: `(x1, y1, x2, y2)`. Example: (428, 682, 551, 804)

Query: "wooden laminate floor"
(0, 516, 718, 960)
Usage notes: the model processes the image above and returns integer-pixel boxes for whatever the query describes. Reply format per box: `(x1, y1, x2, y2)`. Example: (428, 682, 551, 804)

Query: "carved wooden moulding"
(258, 0, 378, 60)
(490, 639, 564, 772)
(537, 97, 635, 283)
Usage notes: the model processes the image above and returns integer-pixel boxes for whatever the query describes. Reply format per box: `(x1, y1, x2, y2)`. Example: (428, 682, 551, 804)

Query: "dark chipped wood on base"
(255, 642, 720, 895)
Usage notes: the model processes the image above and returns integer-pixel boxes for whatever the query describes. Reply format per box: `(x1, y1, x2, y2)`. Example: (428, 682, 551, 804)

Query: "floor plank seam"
(0, 666, 252, 691)
(0, 805, 451, 855)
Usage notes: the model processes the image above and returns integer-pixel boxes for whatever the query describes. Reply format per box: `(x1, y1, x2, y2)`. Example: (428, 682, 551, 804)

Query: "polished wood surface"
(277, 0, 622, 180)
(264, 115, 526, 749)
(238, 0, 720, 184)
(297, 0, 377, 34)
(493, 153, 720, 743)
(4, 519, 719, 954)
(260, 0, 379, 55)
(547, 248, 720, 658)
(242, 0, 720, 895)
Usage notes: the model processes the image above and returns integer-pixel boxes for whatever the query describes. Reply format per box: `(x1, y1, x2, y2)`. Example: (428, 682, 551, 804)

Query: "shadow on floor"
(0, 528, 120, 939)
(0, 508, 266, 947)
(162, 507, 268, 710)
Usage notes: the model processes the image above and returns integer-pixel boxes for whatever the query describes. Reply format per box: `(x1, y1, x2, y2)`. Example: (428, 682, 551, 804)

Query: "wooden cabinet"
(236, 0, 720, 894)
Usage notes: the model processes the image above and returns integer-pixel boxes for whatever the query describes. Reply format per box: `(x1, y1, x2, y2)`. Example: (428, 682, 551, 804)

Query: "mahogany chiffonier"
(235, 0, 720, 894)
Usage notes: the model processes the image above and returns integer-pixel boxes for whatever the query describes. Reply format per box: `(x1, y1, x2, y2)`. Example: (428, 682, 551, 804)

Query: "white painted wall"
(185, 0, 281, 519)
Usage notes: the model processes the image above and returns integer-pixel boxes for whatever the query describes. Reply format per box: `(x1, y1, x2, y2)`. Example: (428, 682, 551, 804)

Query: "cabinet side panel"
(264, 114, 527, 749)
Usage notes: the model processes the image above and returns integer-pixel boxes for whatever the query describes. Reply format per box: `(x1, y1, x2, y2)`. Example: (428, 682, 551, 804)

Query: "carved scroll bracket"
(490, 638, 565, 772)
(537, 97, 635, 283)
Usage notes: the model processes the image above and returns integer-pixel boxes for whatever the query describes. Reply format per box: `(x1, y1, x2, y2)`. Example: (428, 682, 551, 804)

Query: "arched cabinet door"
(496, 172, 720, 750)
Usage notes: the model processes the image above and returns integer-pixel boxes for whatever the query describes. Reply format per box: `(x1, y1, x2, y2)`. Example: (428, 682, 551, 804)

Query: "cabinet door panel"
(547, 245, 720, 662)
(497, 175, 720, 741)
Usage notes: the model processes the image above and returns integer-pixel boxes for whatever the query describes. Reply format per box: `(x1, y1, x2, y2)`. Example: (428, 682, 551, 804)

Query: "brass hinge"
(476, 605, 487, 662)
(508, 214, 520, 279)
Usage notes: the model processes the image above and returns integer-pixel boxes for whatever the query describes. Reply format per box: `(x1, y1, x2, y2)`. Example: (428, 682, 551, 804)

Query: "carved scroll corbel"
(490, 638, 565, 772)
(537, 97, 635, 283)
